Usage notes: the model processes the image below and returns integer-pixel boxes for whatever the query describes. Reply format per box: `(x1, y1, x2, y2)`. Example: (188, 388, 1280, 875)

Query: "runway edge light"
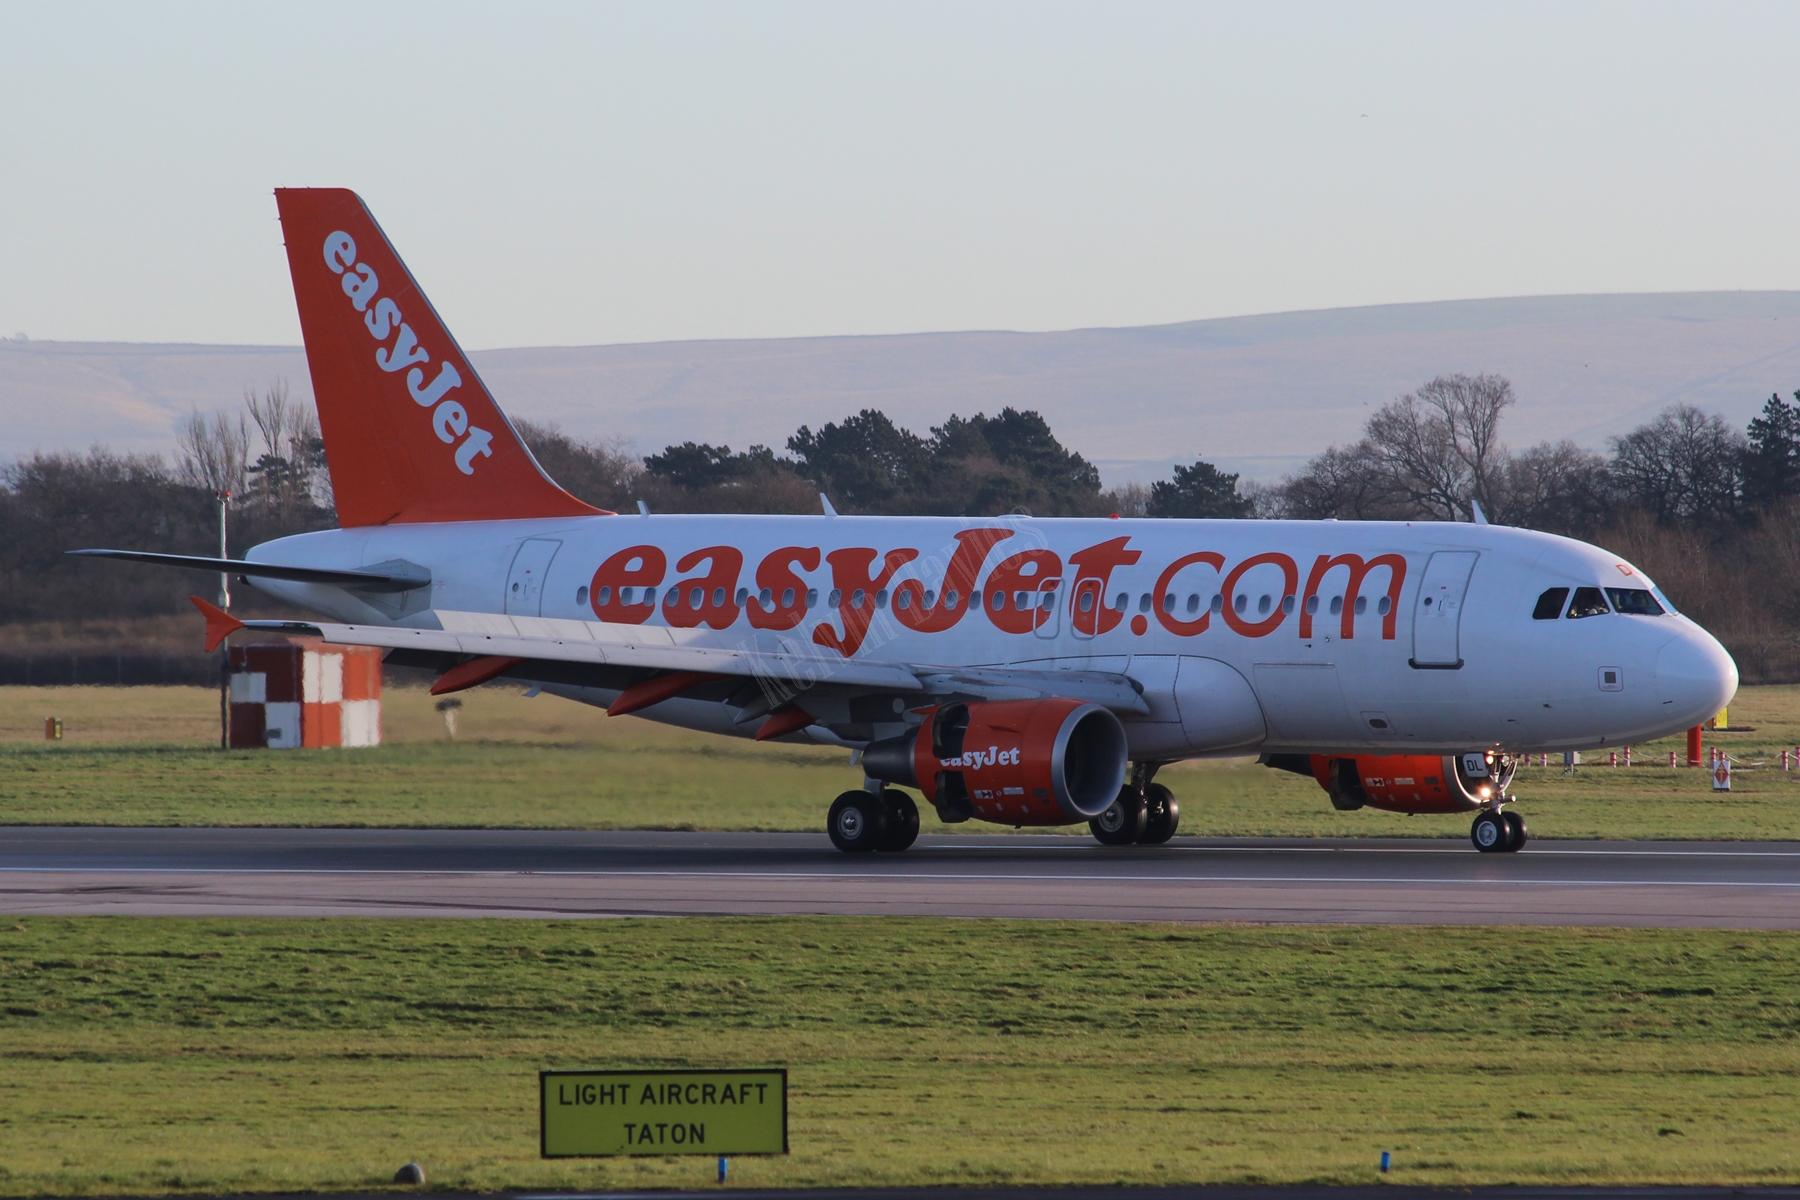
(540, 1069, 788, 1158)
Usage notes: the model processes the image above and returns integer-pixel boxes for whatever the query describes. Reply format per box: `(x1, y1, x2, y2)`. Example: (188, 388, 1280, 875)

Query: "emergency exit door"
(1410, 550, 1477, 668)
(505, 539, 562, 616)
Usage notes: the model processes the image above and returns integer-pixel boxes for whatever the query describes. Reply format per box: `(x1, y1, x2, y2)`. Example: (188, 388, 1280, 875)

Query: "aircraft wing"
(216, 605, 1149, 715)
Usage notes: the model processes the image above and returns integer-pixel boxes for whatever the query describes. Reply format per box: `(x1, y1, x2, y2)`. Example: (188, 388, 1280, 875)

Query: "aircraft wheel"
(1090, 787, 1147, 846)
(1138, 784, 1180, 845)
(828, 790, 885, 853)
(1502, 809, 1528, 853)
(1470, 810, 1507, 853)
(877, 789, 920, 852)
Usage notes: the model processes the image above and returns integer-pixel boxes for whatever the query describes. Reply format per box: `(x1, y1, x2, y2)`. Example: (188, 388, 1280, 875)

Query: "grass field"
(0, 917, 1797, 1193)
(3, 685, 1799, 838)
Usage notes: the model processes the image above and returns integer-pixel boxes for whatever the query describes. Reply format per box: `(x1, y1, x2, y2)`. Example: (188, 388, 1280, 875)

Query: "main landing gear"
(827, 787, 920, 853)
(1471, 807, 1528, 854)
(1091, 778, 1180, 846)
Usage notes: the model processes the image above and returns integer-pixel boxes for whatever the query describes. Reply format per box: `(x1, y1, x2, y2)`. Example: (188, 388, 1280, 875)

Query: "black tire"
(1138, 783, 1180, 844)
(1502, 809, 1528, 853)
(1090, 786, 1147, 846)
(828, 790, 885, 853)
(878, 789, 920, 852)
(1471, 810, 1506, 853)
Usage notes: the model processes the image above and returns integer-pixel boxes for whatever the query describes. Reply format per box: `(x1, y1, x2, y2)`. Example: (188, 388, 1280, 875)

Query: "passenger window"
(1605, 587, 1664, 616)
(1079, 590, 1095, 613)
(1186, 594, 1200, 614)
(1566, 587, 1610, 618)
(1114, 593, 1129, 612)
(577, 585, 590, 606)
(1532, 587, 1568, 620)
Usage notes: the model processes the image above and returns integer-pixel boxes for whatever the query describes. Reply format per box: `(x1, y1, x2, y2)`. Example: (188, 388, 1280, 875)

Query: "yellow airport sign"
(540, 1069, 788, 1157)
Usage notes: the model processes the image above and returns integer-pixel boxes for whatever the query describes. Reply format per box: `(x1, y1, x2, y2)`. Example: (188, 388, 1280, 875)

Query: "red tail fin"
(274, 188, 604, 526)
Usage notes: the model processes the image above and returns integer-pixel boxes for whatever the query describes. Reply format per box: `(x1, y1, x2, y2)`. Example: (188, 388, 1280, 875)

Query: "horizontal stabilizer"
(188, 596, 245, 652)
(69, 550, 430, 592)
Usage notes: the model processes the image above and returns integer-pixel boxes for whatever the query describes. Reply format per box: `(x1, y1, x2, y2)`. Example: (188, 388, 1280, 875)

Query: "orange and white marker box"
(227, 642, 382, 749)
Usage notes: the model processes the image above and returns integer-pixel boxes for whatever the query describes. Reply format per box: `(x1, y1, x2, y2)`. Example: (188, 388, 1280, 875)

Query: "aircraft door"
(1034, 579, 1063, 638)
(1069, 577, 1104, 640)
(505, 538, 562, 617)
(1411, 550, 1478, 668)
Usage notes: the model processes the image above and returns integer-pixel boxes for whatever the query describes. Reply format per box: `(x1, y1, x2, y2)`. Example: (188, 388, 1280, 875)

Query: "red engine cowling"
(1309, 752, 1515, 814)
(862, 698, 1129, 825)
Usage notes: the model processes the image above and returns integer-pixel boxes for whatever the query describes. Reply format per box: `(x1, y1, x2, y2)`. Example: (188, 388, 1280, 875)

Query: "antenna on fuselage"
(1471, 500, 1489, 525)
(820, 493, 838, 517)
(637, 500, 650, 516)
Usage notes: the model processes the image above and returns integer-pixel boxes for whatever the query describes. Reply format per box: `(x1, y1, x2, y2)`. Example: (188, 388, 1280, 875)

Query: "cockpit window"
(1606, 587, 1664, 616)
(1565, 587, 1610, 618)
(1532, 587, 1569, 620)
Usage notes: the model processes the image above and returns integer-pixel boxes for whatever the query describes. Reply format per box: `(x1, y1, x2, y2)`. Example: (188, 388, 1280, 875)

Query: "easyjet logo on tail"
(322, 232, 494, 476)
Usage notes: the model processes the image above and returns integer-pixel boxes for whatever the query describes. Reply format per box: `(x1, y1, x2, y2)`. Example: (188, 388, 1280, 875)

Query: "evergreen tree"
(787, 410, 933, 511)
(1146, 459, 1252, 519)
(1743, 389, 1800, 507)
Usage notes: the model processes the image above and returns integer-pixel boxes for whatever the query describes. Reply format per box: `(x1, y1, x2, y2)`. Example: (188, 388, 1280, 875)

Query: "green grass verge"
(5, 683, 1800, 839)
(7, 737, 1800, 839)
(0, 917, 1797, 1192)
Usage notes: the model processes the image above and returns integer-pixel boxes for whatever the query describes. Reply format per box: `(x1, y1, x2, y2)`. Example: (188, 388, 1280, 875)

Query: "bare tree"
(1097, 481, 1150, 517)
(513, 419, 644, 511)
(1363, 373, 1514, 521)
(1608, 404, 1745, 526)
(242, 380, 329, 517)
(1490, 440, 1614, 536)
(1278, 441, 1406, 520)
(174, 408, 249, 497)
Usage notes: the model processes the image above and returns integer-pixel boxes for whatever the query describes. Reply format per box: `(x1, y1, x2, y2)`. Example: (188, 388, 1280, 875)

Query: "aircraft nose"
(1657, 626, 1738, 727)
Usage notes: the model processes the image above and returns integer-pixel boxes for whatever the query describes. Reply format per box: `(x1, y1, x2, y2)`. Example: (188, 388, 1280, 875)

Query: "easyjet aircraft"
(77, 189, 1739, 855)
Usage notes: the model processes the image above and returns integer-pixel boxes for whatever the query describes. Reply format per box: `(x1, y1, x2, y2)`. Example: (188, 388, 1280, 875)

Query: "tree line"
(514, 405, 1250, 521)
(6, 372, 1800, 679)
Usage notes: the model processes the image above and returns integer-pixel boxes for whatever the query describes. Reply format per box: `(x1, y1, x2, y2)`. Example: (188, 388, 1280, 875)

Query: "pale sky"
(3, 1, 1798, 349)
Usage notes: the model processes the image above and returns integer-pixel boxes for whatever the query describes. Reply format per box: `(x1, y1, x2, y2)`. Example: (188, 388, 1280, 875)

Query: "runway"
(3, 827, 1799, 926)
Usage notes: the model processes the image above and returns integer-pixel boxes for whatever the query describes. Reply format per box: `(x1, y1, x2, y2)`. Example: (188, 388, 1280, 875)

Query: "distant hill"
(6, 291, 1800, 484)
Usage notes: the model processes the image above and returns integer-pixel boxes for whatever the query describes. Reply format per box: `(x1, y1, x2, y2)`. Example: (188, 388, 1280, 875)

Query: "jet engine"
(1299, 751, 1517, 814)
(862, 698, 1129, 826)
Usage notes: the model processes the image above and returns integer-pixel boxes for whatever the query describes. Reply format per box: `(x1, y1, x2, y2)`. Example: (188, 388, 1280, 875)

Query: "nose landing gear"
(1471, 807, 1528, 853)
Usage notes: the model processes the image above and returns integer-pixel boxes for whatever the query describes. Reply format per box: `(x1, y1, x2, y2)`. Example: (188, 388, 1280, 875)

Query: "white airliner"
(77, 189, 1739, 855)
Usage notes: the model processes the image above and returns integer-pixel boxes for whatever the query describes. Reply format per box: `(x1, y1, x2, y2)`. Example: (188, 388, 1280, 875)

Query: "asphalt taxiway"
(1, 828, 1797, 926)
